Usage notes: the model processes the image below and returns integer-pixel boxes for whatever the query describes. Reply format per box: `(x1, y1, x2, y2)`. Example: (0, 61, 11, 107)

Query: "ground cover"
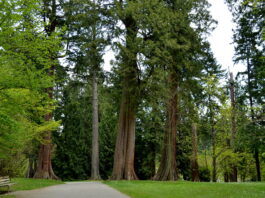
(0, 178, 64, 198)
(105, 180, 265, 198)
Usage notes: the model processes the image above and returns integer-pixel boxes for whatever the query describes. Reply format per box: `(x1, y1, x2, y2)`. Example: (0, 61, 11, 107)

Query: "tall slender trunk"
(230, 73, 236, 146)
(254, 149, 261, 181)
(229, 72, 237, 182)
(204, 150, 208, 169)
(246, 56, 261, 181)
(111, 15, 138, 180)
(91, 72, 101, 180)
(191, 123, 200, 182)
(154, 74, 178, 181)
(212, 125, 217, 182)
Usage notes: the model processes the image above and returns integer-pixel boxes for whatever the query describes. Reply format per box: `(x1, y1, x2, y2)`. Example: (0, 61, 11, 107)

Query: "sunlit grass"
(105, 180, 265, 198)
(10, 178, 64, 191)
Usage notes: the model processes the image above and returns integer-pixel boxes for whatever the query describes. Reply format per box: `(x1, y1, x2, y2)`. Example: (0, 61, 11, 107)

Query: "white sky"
(208, 0, 245, 75)
(103, 0, 246, 75)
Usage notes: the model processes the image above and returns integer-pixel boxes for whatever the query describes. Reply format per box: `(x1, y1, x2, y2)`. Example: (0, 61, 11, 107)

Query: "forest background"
(0, 0, 264, 183)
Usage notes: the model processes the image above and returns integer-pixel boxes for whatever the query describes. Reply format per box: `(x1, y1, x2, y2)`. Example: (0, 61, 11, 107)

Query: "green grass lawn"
(105, 180, 265, 198)
(10, 178, 64, 191)
(0, 178, 64, 198)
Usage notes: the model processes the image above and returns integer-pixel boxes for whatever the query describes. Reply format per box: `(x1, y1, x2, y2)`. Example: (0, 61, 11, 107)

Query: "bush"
(199, 166, 211, 182)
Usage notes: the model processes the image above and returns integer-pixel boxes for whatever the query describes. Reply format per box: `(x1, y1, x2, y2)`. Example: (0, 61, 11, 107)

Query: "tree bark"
(254, 149, 261, 181)
(191, 123, 200, 182)
(230, 73, 236, 146)
(154, 74, 178, 181)
(34, 109, 59, 180)
(111, 14, 139, 180)
(91, 72, 101, 180)
(212, 125, 217, 182)
(26, 157, 36, 178)
(246, 57, 261, 182)
(34, 0, 59, 180)
(111, 88, 138, 180)
(229, 72, 237, 182)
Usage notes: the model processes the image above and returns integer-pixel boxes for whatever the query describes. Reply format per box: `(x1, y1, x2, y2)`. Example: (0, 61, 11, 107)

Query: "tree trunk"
(91, 72, 101, 180)
(111, 88, 138, 180)
(212, 155, 217, 182)
(229, 72, 237, 182)
(34, 0, 58, 180)
(254, 149, 261, 181)
(191, 123, 200, 182)
(212, 125, 217, 182)
(230, 73, 236, 146)
(154, 75, 178, 181)
(26, 157, 36, 178)
(34, 110, 58, 179)
(111, 14, 139, 180)
(246, 57, 261, 182)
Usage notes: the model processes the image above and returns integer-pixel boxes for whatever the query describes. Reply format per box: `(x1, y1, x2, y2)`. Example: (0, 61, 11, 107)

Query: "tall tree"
(153, 0, 215, 181)
(191, 123, 200, 181)
(226, 0, 265, 181)
(34, 0, 63, 179)
(229, 72, 238, 182)
(0, 0, 59, 176)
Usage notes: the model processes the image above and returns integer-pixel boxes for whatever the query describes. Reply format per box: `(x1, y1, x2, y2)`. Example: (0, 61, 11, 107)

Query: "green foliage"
(53, 80, 117, 180)
(53, 81, 92, 181)
(199, 167, 211, 182)
(0, 0, 60, 175)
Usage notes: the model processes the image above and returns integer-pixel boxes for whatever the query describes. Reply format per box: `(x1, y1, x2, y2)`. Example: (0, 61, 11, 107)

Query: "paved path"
(13, 182, 130, 198)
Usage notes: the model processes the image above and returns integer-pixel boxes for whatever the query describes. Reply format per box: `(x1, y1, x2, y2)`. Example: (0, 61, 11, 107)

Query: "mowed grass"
(10, 178, 64, 191)
(0, 178, 64, 197)
(105, 180, 265, 198)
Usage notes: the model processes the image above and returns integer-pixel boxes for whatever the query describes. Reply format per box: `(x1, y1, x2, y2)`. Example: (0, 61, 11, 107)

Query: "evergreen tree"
(226, 0, 265, 181)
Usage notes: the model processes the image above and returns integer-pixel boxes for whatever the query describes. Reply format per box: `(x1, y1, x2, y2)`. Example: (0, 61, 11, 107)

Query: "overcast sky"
(104, 0, 246, 75)
(208, 0, 245, 75)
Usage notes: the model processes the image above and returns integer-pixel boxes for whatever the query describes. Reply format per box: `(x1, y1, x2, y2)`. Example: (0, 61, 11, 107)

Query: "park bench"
(0, 176, 14, 192)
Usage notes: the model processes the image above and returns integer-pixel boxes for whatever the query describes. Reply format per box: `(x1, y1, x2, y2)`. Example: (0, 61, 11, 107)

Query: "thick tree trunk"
(34, 107, 58, 179)
(111, 89, 138, 180)
(154, 75, 178, 181)
(91, 72, 101, 180)
(34, 0, 58, 180)
(34, 129, 58, 179)
(191, 123, 200, 182)
(111, 14, 139, 180)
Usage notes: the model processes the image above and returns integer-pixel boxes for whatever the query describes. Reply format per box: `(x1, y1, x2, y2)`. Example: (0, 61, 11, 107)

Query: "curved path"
(13, 182, 130, 198)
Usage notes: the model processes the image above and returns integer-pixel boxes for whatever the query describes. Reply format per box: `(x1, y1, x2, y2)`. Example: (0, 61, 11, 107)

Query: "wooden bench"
(0, 176, 14, 192)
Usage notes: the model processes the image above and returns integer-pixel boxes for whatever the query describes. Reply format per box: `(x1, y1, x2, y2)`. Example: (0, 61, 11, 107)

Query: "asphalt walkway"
(14, 182, 130, 198)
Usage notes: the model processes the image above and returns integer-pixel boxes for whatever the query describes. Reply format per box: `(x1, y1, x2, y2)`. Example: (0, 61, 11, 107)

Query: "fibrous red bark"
(34, 111, 58, 179)
(111, 13, 139, 180)
(111, 90, 138, 180)
(154, 74, 178, 181)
